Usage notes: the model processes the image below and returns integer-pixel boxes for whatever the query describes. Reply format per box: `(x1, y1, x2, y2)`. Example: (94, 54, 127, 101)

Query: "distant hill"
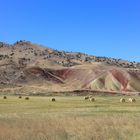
(0, 40, 140, 95)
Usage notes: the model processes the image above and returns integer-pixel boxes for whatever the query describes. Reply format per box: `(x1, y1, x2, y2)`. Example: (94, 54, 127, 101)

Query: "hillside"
(0, 40, 140, 95)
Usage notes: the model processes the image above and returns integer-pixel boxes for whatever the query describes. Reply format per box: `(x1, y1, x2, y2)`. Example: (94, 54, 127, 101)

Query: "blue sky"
(0, 0, 140, 62)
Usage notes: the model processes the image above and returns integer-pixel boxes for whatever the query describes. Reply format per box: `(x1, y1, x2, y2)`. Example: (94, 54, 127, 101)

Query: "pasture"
(0, 95, 140, 140)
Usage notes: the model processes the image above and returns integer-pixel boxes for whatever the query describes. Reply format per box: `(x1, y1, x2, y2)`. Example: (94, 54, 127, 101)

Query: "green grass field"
(0, 95, 140, 140)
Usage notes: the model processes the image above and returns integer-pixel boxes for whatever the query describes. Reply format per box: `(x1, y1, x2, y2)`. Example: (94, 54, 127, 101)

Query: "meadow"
(0, 95, 140, 140)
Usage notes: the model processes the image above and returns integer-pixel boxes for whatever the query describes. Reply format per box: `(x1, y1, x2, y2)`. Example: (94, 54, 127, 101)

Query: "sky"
(0, 0, 140, 62)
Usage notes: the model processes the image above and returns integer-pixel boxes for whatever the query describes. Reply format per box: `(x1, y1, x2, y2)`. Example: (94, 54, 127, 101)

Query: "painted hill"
(0, 40, 140, 95)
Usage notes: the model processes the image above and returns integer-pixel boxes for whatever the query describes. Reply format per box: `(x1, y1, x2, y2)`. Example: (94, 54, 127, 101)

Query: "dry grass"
(0, 96, 140, 140)
(0, 115, 140, 140)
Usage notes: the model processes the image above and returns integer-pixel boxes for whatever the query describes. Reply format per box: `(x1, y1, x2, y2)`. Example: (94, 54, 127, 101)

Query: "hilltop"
(0, 40, 140, 95)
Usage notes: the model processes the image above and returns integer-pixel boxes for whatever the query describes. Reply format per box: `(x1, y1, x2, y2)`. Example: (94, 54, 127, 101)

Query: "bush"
(19, 96, 22, 99)
(51, 98, 56, 102)
(25, 97, 29, 100)
(3, 96, 7, 99)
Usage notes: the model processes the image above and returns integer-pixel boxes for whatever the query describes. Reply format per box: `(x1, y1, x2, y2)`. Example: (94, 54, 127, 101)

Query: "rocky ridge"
(0, 40, 140, 95)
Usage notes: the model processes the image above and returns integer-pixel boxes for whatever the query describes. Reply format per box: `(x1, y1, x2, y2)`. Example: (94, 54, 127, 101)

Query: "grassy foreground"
(0, 95, 140, 140)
